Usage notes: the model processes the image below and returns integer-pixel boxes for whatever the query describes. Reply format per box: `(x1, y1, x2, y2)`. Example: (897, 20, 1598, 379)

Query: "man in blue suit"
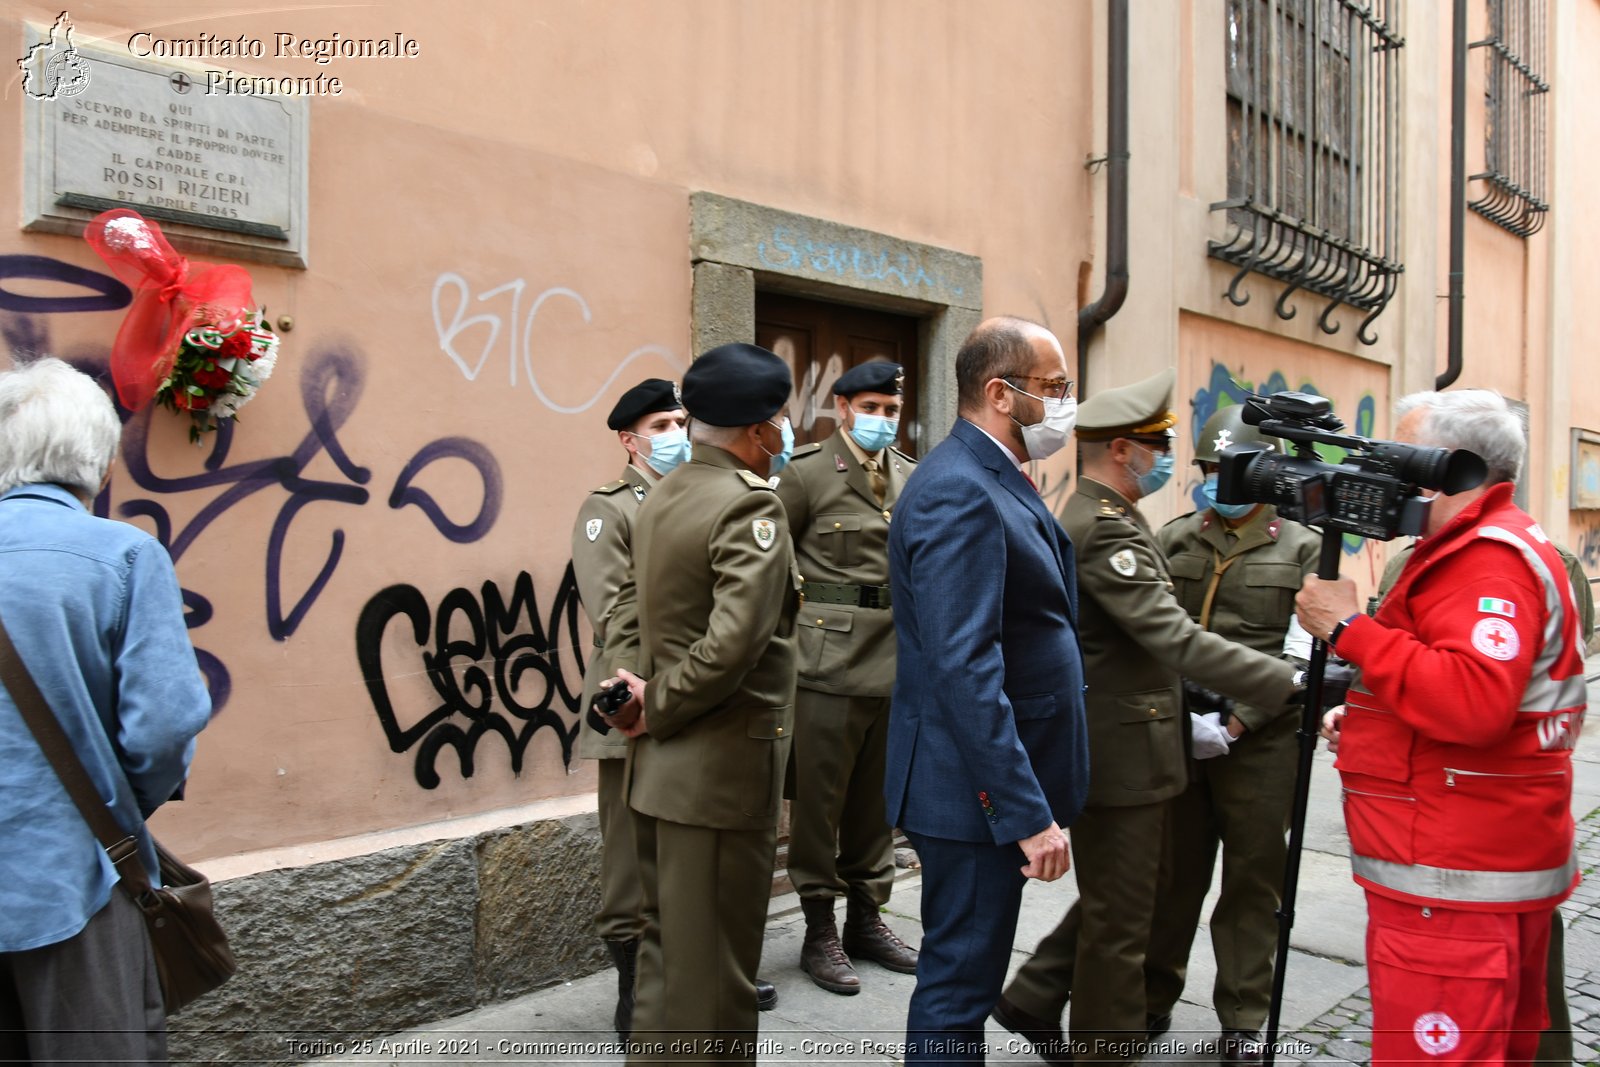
(885, 316, 1089, 1064)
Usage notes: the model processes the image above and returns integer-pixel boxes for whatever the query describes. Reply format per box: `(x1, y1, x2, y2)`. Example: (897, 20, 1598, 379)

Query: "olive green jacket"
(571, 462, 653, 759)
(608, 446, 800, 831)
(1157, 505, 1320, 728)
(1064, 478, 1299, 808)
(774, 430, 914, 696)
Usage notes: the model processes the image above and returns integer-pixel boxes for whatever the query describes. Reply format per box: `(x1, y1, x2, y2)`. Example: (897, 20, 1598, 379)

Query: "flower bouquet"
(156, 311, 280, 441)
(83, 208, 282, 441)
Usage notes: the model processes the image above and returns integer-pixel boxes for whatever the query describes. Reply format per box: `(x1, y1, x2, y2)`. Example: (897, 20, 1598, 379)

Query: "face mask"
(848, 412, 899, 453)
(1004, 382, 1078, 461)
(636, 427, 690, 476)
(1132, 442, 1175, 496)
(1202, 473, 1254, 520)
(762, 417, 795, 474)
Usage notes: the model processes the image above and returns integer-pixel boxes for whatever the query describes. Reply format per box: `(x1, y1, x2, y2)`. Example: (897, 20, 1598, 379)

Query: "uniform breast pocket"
(817, 514, 862, 568)
(1165, 552, 1207, 610)
(1244, 560, 1303, 623)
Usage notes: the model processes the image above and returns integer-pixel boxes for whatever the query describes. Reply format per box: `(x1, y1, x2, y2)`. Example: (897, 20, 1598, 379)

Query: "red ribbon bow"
(83, 209, 254, 411)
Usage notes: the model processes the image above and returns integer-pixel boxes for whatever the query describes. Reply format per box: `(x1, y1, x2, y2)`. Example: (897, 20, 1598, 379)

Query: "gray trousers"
(0, 888, 166, 1065)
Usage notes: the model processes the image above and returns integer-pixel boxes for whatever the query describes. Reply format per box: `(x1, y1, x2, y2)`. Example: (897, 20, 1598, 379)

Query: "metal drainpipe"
(1440, 0, 1467, 390)
(1076, 0, 1130, 399)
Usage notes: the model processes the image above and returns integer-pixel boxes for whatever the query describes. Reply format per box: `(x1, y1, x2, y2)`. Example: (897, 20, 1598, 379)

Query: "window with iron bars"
(1212, 0, 1403, 344)
(1471, 0, 1549, 236)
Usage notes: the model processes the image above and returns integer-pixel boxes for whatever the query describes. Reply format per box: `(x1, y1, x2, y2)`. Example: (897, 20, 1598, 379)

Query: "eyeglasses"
(1126, 436, 1173, 454)
(1004, 376, 1075, 400)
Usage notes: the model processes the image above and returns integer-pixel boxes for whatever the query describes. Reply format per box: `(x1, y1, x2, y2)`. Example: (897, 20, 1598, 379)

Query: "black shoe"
(756, 978, 778, 1011)
(1220, 1029, 1265, 1066)
(1146, 1012, 1172, 1038)
(991, 995, 1072, 1065)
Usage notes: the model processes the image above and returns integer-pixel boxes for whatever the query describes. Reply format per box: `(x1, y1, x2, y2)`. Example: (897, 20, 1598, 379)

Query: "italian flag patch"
(1477, 597, 1516, 618)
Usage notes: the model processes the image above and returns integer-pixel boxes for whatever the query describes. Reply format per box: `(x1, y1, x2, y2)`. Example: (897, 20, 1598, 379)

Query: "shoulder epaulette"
(1095, 498, 1131, 520)
(737, 469, 776, 490)
(1160, 511, 1196, 531)
(889, 445, 917, 465)
(790, 442, 824, 460)
(592, 479, 628, 495)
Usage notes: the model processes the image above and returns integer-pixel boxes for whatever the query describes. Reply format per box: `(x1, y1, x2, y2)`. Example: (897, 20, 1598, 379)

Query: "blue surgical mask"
(763, 417, 795, 474)
(848, 412, 899, 453)
(637, 427, 690, 476)
(1202, 473, 1254, 520)
(1133, 443, 1175, 496)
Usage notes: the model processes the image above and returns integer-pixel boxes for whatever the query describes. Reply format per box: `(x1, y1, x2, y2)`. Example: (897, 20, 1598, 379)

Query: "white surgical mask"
(1004, 381, 1077, 461)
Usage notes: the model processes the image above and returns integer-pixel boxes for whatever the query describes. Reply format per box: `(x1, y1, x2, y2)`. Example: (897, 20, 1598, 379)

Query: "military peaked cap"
(1076, 366, 1179, 441)
(832, 361, 905, 397)
(607, 378, 683, 430)
(682, 343, 793, 427)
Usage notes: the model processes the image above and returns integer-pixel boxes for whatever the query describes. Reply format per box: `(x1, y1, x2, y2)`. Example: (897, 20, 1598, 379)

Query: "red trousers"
(1364, 892, 1552, 1066)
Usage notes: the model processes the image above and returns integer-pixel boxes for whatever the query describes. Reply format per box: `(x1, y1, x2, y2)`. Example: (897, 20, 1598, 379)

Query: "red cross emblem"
(1413, 1011, 1460, 1054)
(1471, 617, 1519, 661)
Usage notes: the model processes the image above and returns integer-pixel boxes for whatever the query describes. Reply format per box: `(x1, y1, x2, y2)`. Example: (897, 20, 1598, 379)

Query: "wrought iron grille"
(1470, 0, 1549, 236)
(1212, 0, 1403, 344)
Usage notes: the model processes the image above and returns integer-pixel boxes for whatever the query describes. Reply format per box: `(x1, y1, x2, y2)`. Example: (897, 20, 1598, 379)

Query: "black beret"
(606, 378, 682, 431)
(681, 343, 792, 427)
(833, 361, 905, 397)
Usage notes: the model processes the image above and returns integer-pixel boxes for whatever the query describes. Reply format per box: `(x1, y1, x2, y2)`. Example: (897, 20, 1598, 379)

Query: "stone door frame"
(689, 192, 983, 447)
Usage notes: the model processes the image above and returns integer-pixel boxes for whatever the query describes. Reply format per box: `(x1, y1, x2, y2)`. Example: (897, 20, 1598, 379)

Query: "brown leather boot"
(841, 895, 919, 974)
(800, 897, 860, 995)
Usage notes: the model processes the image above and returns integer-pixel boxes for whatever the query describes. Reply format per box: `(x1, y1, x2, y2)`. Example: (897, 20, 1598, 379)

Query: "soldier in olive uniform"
(1141, 405, 1320, 1066)
(775, 361, 919, 994)
(993, 368, 1303, 1066)
(570, 379, 687, 1038)
(599, 343, 800, 1065)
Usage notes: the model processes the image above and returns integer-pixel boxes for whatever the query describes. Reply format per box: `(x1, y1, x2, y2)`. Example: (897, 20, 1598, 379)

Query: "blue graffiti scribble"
(0, 254, 131, 314)
(6, 270, 505, 718)
(1189, 362, 1376, 555)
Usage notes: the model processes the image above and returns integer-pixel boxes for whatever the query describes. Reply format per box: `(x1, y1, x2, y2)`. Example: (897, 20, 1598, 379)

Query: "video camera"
(1214, 391, 1487, 541)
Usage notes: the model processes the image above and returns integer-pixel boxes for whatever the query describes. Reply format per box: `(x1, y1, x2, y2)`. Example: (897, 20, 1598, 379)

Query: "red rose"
(193, 362, 233, 390)
(188, 393, 211, 411)
(220, 330, 254, 362)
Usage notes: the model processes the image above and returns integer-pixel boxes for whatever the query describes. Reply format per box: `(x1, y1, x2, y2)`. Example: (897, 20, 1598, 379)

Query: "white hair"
(1396, 389, 1525, 484)
(0, 358, 122, 497)
(688, 420, 746, 448)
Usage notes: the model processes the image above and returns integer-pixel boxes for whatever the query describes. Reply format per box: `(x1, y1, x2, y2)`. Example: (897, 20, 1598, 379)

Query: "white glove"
(1190, 711, 1234, 759)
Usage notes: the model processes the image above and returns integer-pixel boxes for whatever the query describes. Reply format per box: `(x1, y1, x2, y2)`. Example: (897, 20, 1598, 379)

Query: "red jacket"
(1334, 482, 1587, 911)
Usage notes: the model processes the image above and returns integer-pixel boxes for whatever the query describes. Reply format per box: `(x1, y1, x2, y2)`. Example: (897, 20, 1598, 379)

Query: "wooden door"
(755, 293, 921, 455)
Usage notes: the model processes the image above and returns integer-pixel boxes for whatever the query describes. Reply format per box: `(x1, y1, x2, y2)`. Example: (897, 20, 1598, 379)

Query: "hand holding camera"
(587, 670, 646, 735)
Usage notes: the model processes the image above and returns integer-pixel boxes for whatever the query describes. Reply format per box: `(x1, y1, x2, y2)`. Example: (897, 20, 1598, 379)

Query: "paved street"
(296, 658, 1600, 1065)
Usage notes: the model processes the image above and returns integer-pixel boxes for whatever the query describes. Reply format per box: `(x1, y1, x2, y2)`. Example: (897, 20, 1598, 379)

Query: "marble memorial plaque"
(22, 21, 309, 267)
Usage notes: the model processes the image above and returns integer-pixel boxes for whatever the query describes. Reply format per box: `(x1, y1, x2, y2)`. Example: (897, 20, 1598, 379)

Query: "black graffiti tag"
(356, 567, 586, 789)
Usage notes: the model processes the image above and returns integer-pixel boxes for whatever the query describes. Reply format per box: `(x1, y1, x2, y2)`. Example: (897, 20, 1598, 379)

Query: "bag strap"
(0, 610, 157, 897)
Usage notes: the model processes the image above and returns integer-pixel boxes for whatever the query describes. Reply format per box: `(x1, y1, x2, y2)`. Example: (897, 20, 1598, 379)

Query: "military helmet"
(1193, 404, 1276, 464)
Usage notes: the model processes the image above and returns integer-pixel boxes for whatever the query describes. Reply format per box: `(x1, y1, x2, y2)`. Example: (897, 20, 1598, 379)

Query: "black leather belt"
(803, 582, 892, 609)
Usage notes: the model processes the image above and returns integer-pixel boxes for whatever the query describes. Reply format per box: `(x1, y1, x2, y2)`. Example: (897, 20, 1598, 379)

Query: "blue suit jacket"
(884, 419, 1089, 845)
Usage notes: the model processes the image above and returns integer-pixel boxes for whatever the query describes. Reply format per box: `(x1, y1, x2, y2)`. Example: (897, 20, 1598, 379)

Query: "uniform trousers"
(595, 757, 644, 941)
(1364, 893, 1551, 1066)
(627, 812, 776, 1065)
(786, 690, 894, 904)
(901, 830, 1028, 1066)
(1143, 712, 1298, 1033)
(0, 888, 165, 1065)
(1004, 798, 1177, 1065)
